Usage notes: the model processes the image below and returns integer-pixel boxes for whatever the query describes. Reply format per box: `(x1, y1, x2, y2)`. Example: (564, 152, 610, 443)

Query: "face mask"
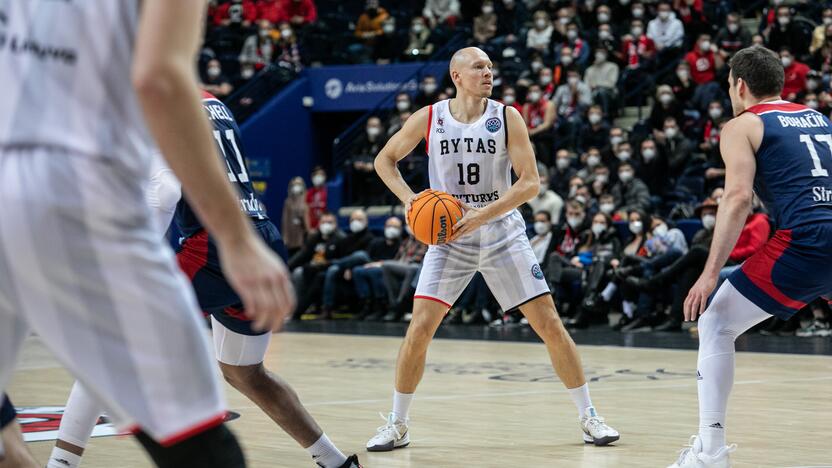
(629, 220, 643, 234)
(350, 220, 367, 233)
(207, 67, 221, 78)
(575, 194, 587, 205)
(290, 184, 304, 195)
(595, 52, 607, 63)
(781, 56, 792, 68)
(319, 222, 335, 235)
(598, 13, 610, 23)
(588, 113, 602, 125)
(777, 16, 789, 26)
(367, 127, 381, 138)
(701, 214, 716, 229)
(806, 100, 819, 109)
(567, 30, 578, 40)
(531, 61, 543, 72)
(567, 216, 584, 229)
(503, 47, 517, 58)
(617, 151, 632, 161)
(825, 17, 832, 26)
(396, 100, 410, 111)
(540, 74, 552, 85)
(384, 226, 401, 239)
(569, 185, 579, 197)
(618, 170, 634, 182)
(709, 107, 723, 119)
(412, 23, 424, 33)
(653, 223, 668, 237)
(567, 76, 579, 86)
(383, 23, 395, 34)
(241, 67, 255, 79)
(807, 79, 819, 91)
(659, 93, 673, 105)
(587, 154, 601, 167)
(600, 202, 615, 214)
(677, 69, 690, 80)
(632, 8, 644, 18)
(642, 148, 656, 161)
(610, 135, 624, 146)
(482, 5, 494, 14)
(559, 17, 570, 25)
(658, 11, 670, 20)
(727, 23, 739, 33)
(599, 29, 611, 40)
(528, 91, 542, 102)
(312, 174, 326, 187)
(553, 158, 569, 171)
(423, 83, 437, 94)
(631, 27, 643, 36)
(591, 223, 606, 236)
(503, 94, 516, 105)
(561, 55, 573, 66)
(664, 127, 678, 139)
(535, 18, 548, 29)
(534, 221, 550, 235)
(538, 183, 548, 196)
(595, 173, 609, 184)
(700, 41, 711, 51)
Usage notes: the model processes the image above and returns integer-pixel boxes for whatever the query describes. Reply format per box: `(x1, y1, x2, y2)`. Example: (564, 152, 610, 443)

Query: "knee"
(403, 321, 435, 351)
(538, 313, 570, 342)
(220, 363, 266, 392)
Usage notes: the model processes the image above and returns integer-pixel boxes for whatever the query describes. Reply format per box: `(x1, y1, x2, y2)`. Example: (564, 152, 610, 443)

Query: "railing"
(224, 64, 298, 123)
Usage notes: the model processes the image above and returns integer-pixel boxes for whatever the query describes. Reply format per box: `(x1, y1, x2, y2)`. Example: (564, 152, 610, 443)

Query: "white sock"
(392, 390, 414, 422)
(600, 282, 617, 302)
(621, 300, 635, 318)
(567, 383, 594, 418)
(47, 447, 82, 468)
(57, 382, 103, 449)
(306, 433, 347, 468)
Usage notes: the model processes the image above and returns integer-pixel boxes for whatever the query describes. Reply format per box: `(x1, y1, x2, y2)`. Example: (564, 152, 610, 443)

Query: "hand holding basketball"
(406, 189, 464, 245)
(451, 202, 488, 240)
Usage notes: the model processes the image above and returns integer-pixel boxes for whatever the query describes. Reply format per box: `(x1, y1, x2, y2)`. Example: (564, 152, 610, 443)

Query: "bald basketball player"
(365, 47, 620, 452)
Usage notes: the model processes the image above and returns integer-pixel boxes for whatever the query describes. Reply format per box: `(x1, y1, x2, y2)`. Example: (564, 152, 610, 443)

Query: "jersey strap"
(425, 104, 433, 154)
(201, 90, 218, 101)
(744, 100, 807, 116)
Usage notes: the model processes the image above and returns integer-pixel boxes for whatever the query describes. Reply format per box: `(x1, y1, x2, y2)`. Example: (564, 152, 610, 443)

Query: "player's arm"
(133, 0, 294, 331)
(453, 106, 539, 238)
(374, 106, 430, 206)
(684, 114, 758, 320)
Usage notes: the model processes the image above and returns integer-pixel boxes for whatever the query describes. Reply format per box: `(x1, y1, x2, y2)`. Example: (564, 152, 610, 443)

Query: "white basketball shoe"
(580, 407, 620, 446)
(668, 435, 736, 468)
(366, 413, 410, 452)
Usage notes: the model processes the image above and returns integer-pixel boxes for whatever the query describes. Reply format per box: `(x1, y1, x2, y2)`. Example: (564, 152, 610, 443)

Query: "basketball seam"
(410, 190, 439, 228)
(429, 193, 439, 244)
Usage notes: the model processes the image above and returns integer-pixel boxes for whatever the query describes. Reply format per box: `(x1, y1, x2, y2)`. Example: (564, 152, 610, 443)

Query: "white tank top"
(0, 0, 153, 177)
(425, 98, 513, 220)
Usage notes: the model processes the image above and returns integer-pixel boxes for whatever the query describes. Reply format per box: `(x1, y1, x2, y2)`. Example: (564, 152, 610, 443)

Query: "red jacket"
(621, 35, 656, 68)
(275, 0, 317, 24)
(729, 213, 770, 262)
(684, 48, 716, 84)
(213, 1, 259, 26)
(305, 186, 327, 229)
(782, 61, 810, 98)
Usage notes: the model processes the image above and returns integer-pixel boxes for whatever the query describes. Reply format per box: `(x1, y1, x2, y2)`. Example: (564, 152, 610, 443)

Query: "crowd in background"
(279, 0, 832, 337)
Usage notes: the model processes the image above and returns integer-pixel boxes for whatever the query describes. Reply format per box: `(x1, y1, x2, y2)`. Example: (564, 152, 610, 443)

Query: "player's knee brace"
(134, 423, 245, 468)
(0, 394, 15, 430)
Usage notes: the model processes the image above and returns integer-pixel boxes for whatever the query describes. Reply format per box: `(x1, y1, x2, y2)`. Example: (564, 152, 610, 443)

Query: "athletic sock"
(392, 390, 413, 422)
(600, 282, 617, 302)
(47, 448, 82, 468)
(567, 383, 593, 418)
(621, 300, 635, 318)
(58, 382, 102, 449)
(306, 433, 347, 468)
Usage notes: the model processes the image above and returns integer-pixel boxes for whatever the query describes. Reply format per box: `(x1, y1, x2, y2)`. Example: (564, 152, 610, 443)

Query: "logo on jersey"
(531, 264, 544, 280)
(324, 78, 343, 99)
(485, 117, 502, 133)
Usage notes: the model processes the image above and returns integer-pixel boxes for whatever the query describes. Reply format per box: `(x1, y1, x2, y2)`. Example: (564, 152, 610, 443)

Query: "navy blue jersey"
(744, 100, 832, 230)
(175, 92, 268, 237)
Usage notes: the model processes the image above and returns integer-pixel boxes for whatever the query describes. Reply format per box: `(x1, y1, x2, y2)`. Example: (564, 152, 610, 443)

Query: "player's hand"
(451, 202, 488, 240)
(403, 191, 421, 226)
(683, 272, 717, 322)
(219, 235, 296, 332)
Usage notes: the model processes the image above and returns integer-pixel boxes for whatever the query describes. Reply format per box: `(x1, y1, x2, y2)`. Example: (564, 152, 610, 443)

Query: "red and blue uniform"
(728, 100, 832, 319)
(1, 393, 15, 429)
(176, 92, 287, 336)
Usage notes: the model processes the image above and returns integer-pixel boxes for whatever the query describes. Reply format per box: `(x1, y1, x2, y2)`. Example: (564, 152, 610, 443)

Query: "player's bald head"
(449, 47, 489, 74)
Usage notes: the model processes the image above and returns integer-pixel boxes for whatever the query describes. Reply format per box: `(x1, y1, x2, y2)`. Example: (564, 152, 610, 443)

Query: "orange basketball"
(407, 189, 464, 245)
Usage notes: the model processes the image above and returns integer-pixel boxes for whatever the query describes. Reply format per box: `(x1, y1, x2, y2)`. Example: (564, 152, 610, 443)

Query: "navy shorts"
(177, 220, 287, 336)
(729, 223, 832, 320)
(1, 393, 15, 429)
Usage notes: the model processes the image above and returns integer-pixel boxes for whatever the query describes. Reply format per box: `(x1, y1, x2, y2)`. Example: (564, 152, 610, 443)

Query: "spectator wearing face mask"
(422, 0, 461, 29)
(355, 0, 389, 43)
(240, 20, 278, 68)
(414, 75, 440, 108)
(527, 10, 555, 54)
(647, 1, 685, 65)
(595, 23, 620, 59)
(597, 193, 620, 220)
(473, 1, 498, 44)
(376, 230, 428, 322)
(601, 209, 651, 330)
(201, 59, 234, 98)
(538, 66, 557, 100)
(404, 17, 435, 59)
(213, 0, 258, 27)
(527, 164, 564, 225)
(603, 127, 628, 164)
(714, 12, 751, 59)
(282, 177, 309, 258)
(655, 116, 695, 180)
(700, 101, 728, 187)
(306, 166, 328, 229)
(649, 85, 685, 134)
(499, 86, 522, 113)
(556, 22, 590, 68)
(664, 61, 697, 107)
(552, 149, 577, 198)
(684, 34, 723, 85)
(577, 105, 611, 153)
(766, 5, 810, 58)
(545, 200, 590, 313)
(352, 216, 404, 320)
(611, 162, 651, 215)
(351, 116, 387, 205)
(611, 141, 634, 174)
(638, 138, 670, 197)
(780, 47, 810, 101)
(552, 68, 592, 149)
(674, 0, 709, 41)
(811, 8, 832, 54)
(275, 22, 303, 72)
(496, 0, 529, 38)
(554, 199, 590, 258)
(521, 84, 556, 166)
(618, 18, 656, 69)
(584, 49, 620, 116)
(288, 212, 345, 319)
(272, 0, 318, 26)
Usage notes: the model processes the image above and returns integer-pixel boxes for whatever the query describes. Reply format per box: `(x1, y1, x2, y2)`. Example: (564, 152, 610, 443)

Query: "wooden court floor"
(7, 332, 832, 467)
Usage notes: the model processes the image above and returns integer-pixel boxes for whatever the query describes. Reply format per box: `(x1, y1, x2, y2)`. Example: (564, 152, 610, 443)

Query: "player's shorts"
(728, 223, 832, 320)
(415, 210, 551, 311)
(176, 220, 287, 336)
(1, 394, 14, 429)
(0, 147, 225, 445)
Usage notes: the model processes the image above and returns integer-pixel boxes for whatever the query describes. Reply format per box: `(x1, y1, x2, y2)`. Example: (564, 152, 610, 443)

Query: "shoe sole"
(583, 433, 620, 446)
(366, 440, 410, 452)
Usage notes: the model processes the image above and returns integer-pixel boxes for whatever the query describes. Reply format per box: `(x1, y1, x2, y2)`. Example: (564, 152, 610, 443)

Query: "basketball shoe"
(668, 435, 736, 468)
(336, 454, 363, 468)
(580, 407, 620, 445)
(366, 413, 410, 452)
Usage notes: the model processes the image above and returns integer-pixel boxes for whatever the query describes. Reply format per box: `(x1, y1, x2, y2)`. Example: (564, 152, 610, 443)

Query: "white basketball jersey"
(0, 0, 153, 176)
(425, 99, 512, 220)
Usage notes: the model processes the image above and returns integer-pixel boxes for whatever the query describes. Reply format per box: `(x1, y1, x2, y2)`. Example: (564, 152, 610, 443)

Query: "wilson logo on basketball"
(436, 215, 448, 244)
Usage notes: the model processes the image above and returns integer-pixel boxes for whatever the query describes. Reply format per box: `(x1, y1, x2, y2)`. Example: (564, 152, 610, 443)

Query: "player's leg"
(210, 316, 358, 468)
(47, 382, 104, 468)
(0, 395, 39, 468)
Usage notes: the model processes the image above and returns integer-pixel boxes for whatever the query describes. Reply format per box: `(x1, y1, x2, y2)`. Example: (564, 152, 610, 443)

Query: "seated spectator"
(766, 5, 810, 58)
(577, 105, 611, 153)
(473, 1, 498, 45)
(584, 48, 620, 116)
(355, 0, 389, 48)
(531, 211, 558, 266)
(611, 162, 651, 214)
(618, 18, 656, 70)
(684, 34, 723, 86)
(528, 164, 564, 225)
(537, 66, 557, 100)
(414, 75, 440, 108)
(521, 84, 556, 166)
(372, 230, 428, 321)
(374, 16, 400, 63)
(610, 140, 634, 175)
(648, 85, 685, 135)
(422, 0, 461, 28)
(527, 10, 555, 56)
(240, 20, 279, 69)
(700, 101, 728, 189)
(552, 68, 592, 149)
(655, 116, 695, 181)
(811, 26, 832, 71)
(599, 209, 651, 330)
(213, 0, 258, 28)
(274, 0, 317, 27)
(647, 1, 685, 64)
(603, 127, 628, 164)
(664, 61, 697, 109)
(597, 193, 619, 219)
(638, 138, 670, 198)
(556, 22, 591, 69)
(780, 47, 810, 101)
(594, 23, 620, 59)
(496, 0, 529, 38)
(306, 166, 328, 230)
(674, 0, 710, 42)
(288, 212, 345, 319)
(350, 117, 387, 206)
(714, 12, 751, 59)
(281, 177, 309, 259)
(500, 86, 522, 112)
(201, 59, 234, 98)
(274, 22, 303, 72)
(551, 149, 577, 198)
(545, 199, 590, 312)
(811, 8, 832, 55)
(352, 217, 404, 320)
(578, 147, 603, 180)
(404, 17, 435, 60)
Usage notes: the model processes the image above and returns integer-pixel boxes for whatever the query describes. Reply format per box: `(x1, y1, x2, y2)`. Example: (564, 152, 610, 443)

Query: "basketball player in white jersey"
(0, 1, 294, 466)
(366, 47, 619, 452)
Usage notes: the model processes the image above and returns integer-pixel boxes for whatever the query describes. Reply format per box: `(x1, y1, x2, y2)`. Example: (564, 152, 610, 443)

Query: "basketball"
(407, 189, 464, 245)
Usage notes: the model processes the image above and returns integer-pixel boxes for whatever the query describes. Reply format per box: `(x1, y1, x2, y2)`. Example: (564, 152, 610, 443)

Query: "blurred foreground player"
(0, 395, 37, 468)
(0, 1, 294, 466)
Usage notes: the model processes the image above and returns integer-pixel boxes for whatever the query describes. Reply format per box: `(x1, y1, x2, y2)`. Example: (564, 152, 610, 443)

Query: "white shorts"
(0, 147, 226, 445)
(415, 210, 551, 311)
